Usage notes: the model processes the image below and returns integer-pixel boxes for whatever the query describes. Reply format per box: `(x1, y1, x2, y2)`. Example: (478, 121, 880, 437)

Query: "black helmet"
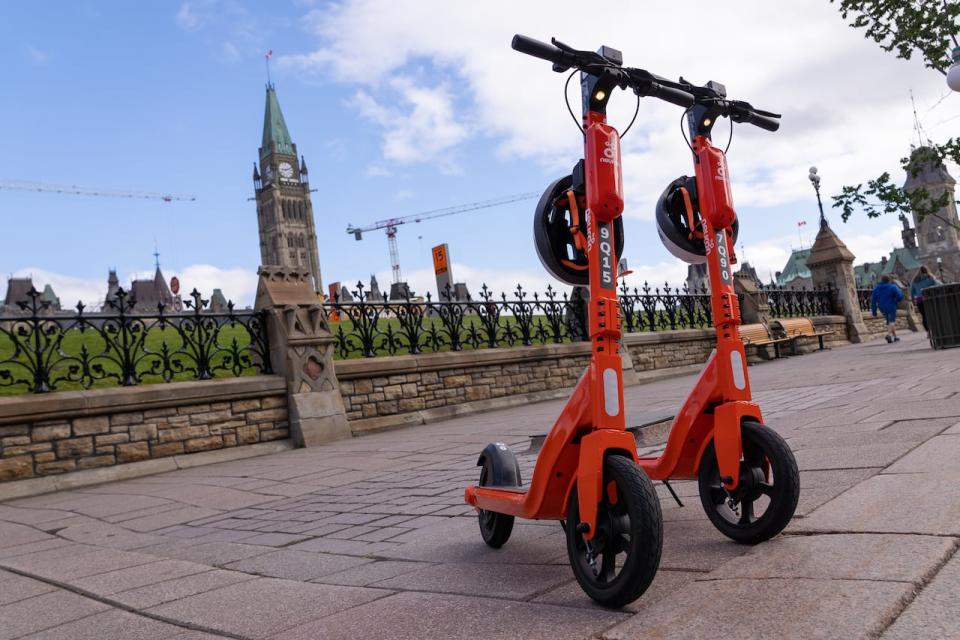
(534, 175, 624, 286)
(655, 176, 738, 264)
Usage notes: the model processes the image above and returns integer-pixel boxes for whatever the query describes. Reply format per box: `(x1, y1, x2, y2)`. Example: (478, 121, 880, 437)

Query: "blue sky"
(2, 1, 957, 307)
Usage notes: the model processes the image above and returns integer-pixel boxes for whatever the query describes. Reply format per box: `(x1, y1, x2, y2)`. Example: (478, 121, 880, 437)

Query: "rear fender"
(477, 442, 522, 487)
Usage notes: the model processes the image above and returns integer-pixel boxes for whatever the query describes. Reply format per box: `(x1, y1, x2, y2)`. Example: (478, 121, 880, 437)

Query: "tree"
(830, 0, 960, 228)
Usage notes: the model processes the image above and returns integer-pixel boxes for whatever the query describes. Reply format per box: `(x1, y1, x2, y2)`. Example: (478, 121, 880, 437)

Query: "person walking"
(871, 274, 905, 343)
(909, 266, 940, 332)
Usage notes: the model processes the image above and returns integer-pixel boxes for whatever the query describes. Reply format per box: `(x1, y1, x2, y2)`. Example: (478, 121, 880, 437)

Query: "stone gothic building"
(253, 84, 322, 292)
(903, 146, 960, 282)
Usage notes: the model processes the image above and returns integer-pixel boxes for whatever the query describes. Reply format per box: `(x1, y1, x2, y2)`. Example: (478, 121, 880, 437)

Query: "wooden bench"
(771, 318, 834, 353)
(739, 323, 791, 359)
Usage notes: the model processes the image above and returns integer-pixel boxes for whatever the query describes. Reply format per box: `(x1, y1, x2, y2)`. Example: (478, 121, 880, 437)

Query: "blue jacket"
(871, 282, 903, 315)
(909, 275, 939, 300)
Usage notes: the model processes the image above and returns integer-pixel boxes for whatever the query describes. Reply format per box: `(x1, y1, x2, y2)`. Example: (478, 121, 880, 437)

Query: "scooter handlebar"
(741, 111, 781, 132)
(646, 82, 695, 109)
(511, 34, 566, 65)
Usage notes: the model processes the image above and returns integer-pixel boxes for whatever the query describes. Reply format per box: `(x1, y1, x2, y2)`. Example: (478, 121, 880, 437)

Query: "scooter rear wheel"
(477, 459, 515, 548)
(566, 455, 663, 608)
(697, 421, 799, 544)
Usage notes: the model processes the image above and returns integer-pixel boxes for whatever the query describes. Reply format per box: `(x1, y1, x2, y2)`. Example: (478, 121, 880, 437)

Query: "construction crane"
(347, 191, 538, 284)
(0, 180, 196, 202)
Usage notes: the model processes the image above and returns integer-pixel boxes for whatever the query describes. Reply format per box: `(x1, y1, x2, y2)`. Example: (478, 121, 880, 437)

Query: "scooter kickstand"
(662, 480, 684, 507)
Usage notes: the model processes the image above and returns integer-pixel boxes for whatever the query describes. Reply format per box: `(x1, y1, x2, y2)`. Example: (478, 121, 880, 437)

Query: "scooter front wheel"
(566, 455, 663, 608)
(477, 458, 515, 548)
(698, 421, 799, 544)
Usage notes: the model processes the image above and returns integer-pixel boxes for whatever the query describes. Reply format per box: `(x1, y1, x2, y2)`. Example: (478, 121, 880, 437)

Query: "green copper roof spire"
(261, 84, 294, 157)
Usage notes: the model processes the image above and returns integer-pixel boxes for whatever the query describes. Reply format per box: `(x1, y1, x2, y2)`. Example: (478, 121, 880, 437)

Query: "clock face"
(278, 162, 295, 180)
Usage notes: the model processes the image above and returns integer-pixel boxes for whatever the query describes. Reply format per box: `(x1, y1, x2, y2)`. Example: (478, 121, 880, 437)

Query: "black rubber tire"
(565, 455, 663, 608)
(697, 421, 800, 545)
(477, 459, 515, 548)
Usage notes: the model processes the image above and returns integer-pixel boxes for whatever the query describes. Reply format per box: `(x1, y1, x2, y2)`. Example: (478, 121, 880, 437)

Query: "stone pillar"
(255, 267, 352, 446)
(734, 273, 770, 325)
(805, 223, 869, 343)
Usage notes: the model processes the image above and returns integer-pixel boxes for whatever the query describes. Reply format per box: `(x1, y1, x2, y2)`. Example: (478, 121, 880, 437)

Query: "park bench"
(738, 323, 790, 359)
(771, 317, 833, 353)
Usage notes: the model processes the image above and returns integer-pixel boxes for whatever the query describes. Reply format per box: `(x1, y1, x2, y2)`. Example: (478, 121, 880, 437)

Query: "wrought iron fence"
(0, 287, 271, 395)
(325, 280, 834, 359)
(761, 285, 835, 318)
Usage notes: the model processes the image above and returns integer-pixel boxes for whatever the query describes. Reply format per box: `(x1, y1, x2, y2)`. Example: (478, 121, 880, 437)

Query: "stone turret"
(806, 222, 867, 342)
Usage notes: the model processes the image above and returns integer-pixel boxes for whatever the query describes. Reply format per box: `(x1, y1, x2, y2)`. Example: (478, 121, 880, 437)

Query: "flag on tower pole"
(265, 50, 273, 84)
(797, 220, 807, 227)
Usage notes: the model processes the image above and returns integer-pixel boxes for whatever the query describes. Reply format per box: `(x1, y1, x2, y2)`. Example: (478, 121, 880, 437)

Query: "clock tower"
(254, 84, 322, 292)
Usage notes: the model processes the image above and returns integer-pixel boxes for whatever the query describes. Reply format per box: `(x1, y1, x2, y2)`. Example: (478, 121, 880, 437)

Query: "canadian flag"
(797, 220, 807, 227)
(265, 50, 273, 60)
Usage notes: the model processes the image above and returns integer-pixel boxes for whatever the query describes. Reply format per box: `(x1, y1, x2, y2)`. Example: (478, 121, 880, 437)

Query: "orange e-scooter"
(465, 35, 800, 609)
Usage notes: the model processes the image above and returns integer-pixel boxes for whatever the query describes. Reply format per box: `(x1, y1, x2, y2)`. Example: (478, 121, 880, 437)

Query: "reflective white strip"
(730, 350, 746, 390)
(603, 368, 620, 416)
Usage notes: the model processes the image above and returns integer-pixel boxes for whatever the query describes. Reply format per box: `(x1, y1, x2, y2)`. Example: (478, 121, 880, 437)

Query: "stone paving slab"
(791, 441, 918, 471)
(882, 552, 960, 639)
(110, 568, 254, 609)
(71, 559, 213, 596)
(601, 577, 913, 640)
(315, 559, 433, 587)
(0, 544, 158, 581)
(798, 472, 960, 535)
(531, 569, 701, 613)
(224, 548, 373, 581)
(708, 533, 955, 583)
(146, 577, 390, 639)
(0, 590, 110, 639)
(0, 571, 55, 606)
(18, 609, 188, 640)
(0, 521, 55, 549)
(885, 434, 960, 474)
(271, 591, 628, 640)
(372, 561, 572, 599)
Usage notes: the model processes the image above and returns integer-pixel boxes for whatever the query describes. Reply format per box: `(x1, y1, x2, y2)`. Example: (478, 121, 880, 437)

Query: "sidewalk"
(0, 331, 957, 639)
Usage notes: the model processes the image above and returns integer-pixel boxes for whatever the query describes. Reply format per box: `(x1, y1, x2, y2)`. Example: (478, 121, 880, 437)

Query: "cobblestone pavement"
(1, 331, 958, 639)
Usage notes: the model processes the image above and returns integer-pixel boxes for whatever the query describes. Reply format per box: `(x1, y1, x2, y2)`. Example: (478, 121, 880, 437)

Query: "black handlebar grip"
(649, 83, 695, 109)
(511, 34, 563, 64)
(747, 112, 780, 132)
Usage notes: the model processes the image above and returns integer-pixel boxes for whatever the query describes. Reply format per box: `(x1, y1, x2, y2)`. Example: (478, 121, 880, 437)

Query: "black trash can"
(924, 283, 960, 349)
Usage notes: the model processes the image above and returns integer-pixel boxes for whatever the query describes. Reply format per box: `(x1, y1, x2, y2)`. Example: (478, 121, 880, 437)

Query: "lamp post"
(937, 256, 945, 282)
(948, 46, 960, 92)
(808, 166, 828, 229)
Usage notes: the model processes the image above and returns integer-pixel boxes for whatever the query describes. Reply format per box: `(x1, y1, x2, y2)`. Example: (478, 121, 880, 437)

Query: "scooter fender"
(574, 430, 638, 541)
(476, 442, 522, 488)
(711, 402, 762, 490)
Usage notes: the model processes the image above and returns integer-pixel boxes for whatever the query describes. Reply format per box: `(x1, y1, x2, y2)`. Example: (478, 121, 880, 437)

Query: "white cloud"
(351, 77, 469, 172)
(175, 3, 201, 30)
(9, 265, 259, 311)
(10, 269, 104, 311)
(281, 0, 959, 217)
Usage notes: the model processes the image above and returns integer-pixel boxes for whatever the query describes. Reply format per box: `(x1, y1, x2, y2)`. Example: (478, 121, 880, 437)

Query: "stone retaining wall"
(0, 376, 289, 482)
(336, 344, 594, 430)
(335, 321, 848, 433)
(862, 310, 915, 336)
